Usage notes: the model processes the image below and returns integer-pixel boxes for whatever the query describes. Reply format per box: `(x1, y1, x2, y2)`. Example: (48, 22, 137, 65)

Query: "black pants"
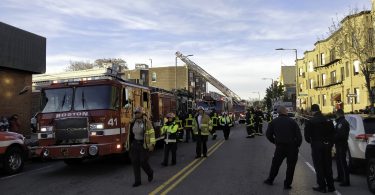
(163, 142, 177, 164)
(311, 141, 334, 189)
(255, 122, 263, 134)
(130, 142, 153, 183)
(196, 135, 208, 157)
(268, 144, 299, 186)
(185, 127, 195, 142)
(246, 125, 255, 136)
(223, 126, 230, 140)
(335, 144, 350, 184)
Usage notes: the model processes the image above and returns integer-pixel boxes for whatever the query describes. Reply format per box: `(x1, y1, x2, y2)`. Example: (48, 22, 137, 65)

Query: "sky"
(0, 0, 372, 100)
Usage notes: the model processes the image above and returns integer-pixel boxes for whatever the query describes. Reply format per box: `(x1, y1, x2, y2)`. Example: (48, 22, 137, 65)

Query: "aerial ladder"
(175, 51, 242, 104)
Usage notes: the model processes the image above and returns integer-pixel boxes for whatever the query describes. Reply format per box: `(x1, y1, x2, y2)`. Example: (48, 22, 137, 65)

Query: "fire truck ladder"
(175, 51, 242, 103)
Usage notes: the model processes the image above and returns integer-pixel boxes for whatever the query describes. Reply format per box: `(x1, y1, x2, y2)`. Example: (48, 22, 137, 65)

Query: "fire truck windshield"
(41, 85, 119, 113)
(74, 85, 119, 111)
(41, 88, 73, 113)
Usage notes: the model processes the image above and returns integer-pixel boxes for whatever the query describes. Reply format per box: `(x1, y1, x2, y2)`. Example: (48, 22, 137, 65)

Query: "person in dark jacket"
(264, 106, 302, 190)
(254, 107, 264, 136)
(305, 104, 335, 193)
(245, 108, 255, 138)
(333, 109, 350, 186)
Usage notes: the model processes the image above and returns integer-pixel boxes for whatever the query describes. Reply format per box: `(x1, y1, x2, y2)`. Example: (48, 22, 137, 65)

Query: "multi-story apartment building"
(297, 11, 374, 114)
(279, 66, 296, 104)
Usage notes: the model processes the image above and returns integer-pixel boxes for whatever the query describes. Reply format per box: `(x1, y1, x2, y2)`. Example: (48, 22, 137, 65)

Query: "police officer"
(193, 106, 212, 158)
(334, 109, 350, 186)
(185, 113, 195, 143)
(175, 115, 184, 142)
(254, 107, 264, 136)
(245, 108, 255, 138)
(264, 106, 302, 189)
(211, 112, 219, 140)
(219, 112, 232, 140)
(161, 113, 179, 166)
(305, 104, 335, 193)
(129, 107, 155, 187)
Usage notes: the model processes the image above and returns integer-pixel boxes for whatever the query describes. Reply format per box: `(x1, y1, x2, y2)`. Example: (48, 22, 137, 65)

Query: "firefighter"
(210, 112, 219, 140)
(305, 104, 335, 193)
(219, 112, 232, 140)
(254, 107, 264, 136)
(161, 113, 179, 166)
(245, 107, 255, 138)
(185, 113, 195, 143)
(175, 115, 184, 142)
(193, 106, 212, 158)
(129, 107, 155, 187)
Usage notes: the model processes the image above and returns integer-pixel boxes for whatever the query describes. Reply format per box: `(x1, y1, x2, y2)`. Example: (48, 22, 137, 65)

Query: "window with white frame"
(322, 74, 326, 86)
(353, 60, 360, 75)
(310, 79, 314, 89)
(320, 53, 325, 65)
(309, 61, 314, 72)
(151, 72, 157, 82)
(354, 88, 360, 104)
(323, 94, 327, 106)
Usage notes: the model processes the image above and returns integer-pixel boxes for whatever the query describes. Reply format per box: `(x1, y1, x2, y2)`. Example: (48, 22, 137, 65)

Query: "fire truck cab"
(33, 76, 152, 164)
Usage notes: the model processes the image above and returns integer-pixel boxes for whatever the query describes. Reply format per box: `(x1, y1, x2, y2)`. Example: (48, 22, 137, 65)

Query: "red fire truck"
(33, 76, 155, 164)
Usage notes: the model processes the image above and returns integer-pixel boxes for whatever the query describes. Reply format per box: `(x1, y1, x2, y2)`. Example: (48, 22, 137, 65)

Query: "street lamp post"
(149, 58, 152, 68)
(275, 48, 298, 109)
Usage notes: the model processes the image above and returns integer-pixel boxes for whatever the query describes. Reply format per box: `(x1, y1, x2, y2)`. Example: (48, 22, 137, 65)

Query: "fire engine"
(0, 131, 27, 174)
(33, 75, 156, 165)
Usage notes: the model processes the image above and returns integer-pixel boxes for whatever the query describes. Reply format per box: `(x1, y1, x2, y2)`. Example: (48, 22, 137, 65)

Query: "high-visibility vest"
(211, 114, 218, 127)
(219, 116, 232, 126)
(185, 114, 194, 128)
(175, 117, 183, 131)
(161, 122, 179, 143)
(247, 114, 255, 127)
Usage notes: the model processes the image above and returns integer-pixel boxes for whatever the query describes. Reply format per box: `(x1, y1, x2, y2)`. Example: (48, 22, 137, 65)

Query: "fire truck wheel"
(3, 146, 24, 175)
(64, 159, 83, 166)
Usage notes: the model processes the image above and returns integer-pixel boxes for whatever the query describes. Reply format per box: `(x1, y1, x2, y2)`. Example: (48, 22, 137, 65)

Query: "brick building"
(0, 22, 46, 135)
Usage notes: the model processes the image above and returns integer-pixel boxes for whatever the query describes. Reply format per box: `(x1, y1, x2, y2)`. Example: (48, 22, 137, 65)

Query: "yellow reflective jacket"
(129, 117, 155, 151)
(193, 114, 212, 135)
(161, 122, 179, 143)
(211, 114, 218, 127)
(185, 114, 194, 128)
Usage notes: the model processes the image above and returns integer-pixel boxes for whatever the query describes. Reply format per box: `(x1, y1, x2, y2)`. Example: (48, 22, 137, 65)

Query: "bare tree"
(66, 60, 94, 71)
(94, 58, 128, 69)
(325, 8, 375, 106)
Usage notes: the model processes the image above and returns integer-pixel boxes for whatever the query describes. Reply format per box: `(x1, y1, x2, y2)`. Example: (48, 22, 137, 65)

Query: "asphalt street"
(0, 123, 372, 195)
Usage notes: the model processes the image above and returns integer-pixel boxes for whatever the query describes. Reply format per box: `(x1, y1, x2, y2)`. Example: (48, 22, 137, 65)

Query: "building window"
(323, 94, 327, 106)
(346, 89, 351, 104)
(340, 67, 345, 81)
(320, 53, 325, 65)
(330, 71, 336, 84)
(330, 48, 335, 61)
(354, 88, 360, 104)
(322, 74, 326, 86)
(309, 61, 314, 72)
(309, 79, 314, 89)
(345, 62, 349, 77)
(151, 72, 157, 82)
(369, 28, 374, 46)
(353, 60, 360, 75)
(128, 74, 131, 79)
(196, 78, 199, 83)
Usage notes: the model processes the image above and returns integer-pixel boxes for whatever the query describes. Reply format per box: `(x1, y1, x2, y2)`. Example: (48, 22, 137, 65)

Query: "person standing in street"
(185, 113, 195, 143)
(161, 113, 179, 166)
(210, 112, 219, 140)
(219, 112, 232, 140)
(129, 107, 155, 187)
(245, 107, 255, 138)
(305, 104, 335, 193)
(254, 107, 264, 136)
(333, 109, 350, 186)
(9, 114, 21, 132)
(193, 106, 212, 158)
(264, 106, 302, 190)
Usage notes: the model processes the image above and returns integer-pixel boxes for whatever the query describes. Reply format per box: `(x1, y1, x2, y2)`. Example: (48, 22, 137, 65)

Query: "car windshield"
(41, 88, 73, 113)
(363, 118, 375, 134)
(74, 85, 119, 111)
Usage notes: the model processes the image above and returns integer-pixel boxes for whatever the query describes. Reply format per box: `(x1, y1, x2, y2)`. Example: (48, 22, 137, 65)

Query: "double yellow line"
(149, 139, 225, 195)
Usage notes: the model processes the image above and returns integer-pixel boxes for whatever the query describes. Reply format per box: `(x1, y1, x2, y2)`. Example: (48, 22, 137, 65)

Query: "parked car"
(365, 135, 375, 193)
(0, 131, 27, 174)
(345, 114, 375, 171)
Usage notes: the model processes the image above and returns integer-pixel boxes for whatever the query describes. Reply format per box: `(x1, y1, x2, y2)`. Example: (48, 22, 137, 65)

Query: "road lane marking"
(0, 164, 55, 180)
(160, 140, 225, 195)
(149, 139, 223, 195)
